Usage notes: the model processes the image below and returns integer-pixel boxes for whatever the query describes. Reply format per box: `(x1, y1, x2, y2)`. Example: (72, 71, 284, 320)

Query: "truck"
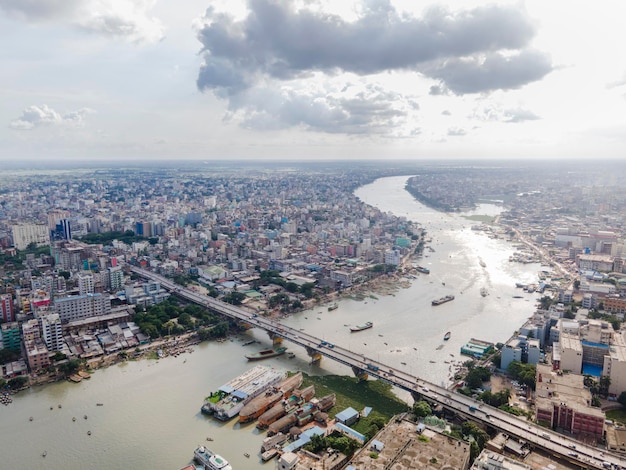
(468, 405, 477, 412)
(366, 364, 379, 372)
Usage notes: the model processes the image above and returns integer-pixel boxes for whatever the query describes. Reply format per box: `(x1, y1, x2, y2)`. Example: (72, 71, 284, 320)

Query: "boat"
(480, 287, 488, 297)
(202, 365, 284, 420)
(327, 303, 338, 311)
(444, 331, 451, 341)
(96, 403, 104, 406)
(415, 265, 430, 274)
(287, 352, 295, 359)
(242, 340, 256, 346)
(238, 372, 303, 423)
(350, 321, 373, 332)
(261, 448, 279, 461)
(194, 446, 233, 470)
(257, 385, 315, 428)
(479, 260, 486, 268)
(432, 294, 455, 306)
(245, 346, 288, 361)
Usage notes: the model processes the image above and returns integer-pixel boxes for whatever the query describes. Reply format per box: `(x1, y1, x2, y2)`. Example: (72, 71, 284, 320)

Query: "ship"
(267, 393, 336, 436)
(415, 265, 430, 274)
(350, 321, 373, 332)
(444, 331, 451, 341)
(193, 446, 232, 470)
(432, 294, 455, 306)
(479, 259, 486, 268)
(245, 346, 288, 361)
(328, 303, 338, 311)
(257, 385, 315, 428)
(480, 287, 488, 297)
(238, 372, 303, 423)
(201, 365, 284, 421)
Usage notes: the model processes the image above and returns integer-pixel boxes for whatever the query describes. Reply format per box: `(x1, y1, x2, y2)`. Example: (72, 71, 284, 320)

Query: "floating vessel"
(479, 259, 486, 268)
(267, 393, 336, 436)
(194, 446, 233, 470)
(201, 365, 284, 421)
(415, 265, 430, 274)
(444, 331, 451, 341)
(432, 294, 455, 306)
(480, 287, 488, 297)
(327, 303, 338, 311)
(245, 346, 288, 361)
(238, 372, 303, 423)
(350, 321, 373, 332)
(257, 385, 316, 429)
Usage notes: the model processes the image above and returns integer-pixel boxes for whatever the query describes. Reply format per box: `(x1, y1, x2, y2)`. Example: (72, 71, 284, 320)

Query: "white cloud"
(0, 0, 164, 43)
(9, 105, 95, 130)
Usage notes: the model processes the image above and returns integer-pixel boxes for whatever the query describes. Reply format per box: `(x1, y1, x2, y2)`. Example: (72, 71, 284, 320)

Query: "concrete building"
(557, 333, 583, 374)
(11, 223, 50, 250)
(470, 451, 531, 470)
(41, 313, 64, 351)
(54, 293, 111, 323)
(535, 364, 604, 441)
(602, 333, 626, 397)
(0, 294, 14, 323)
(24, 340, 50, 372)
(0, 322, 21, 351)
(78, 273, 95, 295)
(576, 254, 614, 272)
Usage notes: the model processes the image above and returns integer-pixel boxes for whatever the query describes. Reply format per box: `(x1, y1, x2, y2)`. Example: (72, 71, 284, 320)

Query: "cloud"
(9, 105, 94, 130)
(447, 127, 466, 136)
(0, 0, 164, 43)
(425, 50, 553, 94)
(194, 0, 552, 135)
(472, 104, 539, 124)
(503, 108, 539, 123)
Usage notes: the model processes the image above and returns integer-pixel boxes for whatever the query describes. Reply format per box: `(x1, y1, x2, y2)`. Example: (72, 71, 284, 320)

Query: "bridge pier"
(305, 347, 322, 364)
(351, 366, 368, 381)
(267, 332, 283, 347)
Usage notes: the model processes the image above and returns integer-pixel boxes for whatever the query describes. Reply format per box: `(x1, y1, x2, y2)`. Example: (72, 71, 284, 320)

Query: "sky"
(1, 0, 626, 162)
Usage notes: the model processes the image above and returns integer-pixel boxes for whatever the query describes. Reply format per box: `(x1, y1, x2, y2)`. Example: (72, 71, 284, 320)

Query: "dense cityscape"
(0, 161, 625, 470)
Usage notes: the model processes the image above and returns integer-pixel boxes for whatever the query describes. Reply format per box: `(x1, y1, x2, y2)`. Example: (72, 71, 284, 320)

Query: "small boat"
(401, 362, 407, 365)
(29, 417, 33, 422)
(244, 453, 250, 458)
(287, 352, 296, 359)
(432, 295, 454, 306)
(72, 417, 76, 422)
(42, 451, 47, 458)
(84, 415, 88, 420)
(443, 331, 451, 341)
(96, 403, 104, 406)
(327, 303, 338, 311)
(350, 321, 373, 332)
(58, 404, 62, 409)
(87, 431, 92, 436)
(206, 437, 213, 442)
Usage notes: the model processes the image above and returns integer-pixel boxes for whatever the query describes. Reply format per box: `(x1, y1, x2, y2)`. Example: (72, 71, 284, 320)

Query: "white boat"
(194, 446, 233, 470)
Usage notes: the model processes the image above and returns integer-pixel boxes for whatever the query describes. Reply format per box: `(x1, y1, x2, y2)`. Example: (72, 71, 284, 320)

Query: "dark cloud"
(195, 0, 553, 134)
(0, 0, 80, 20)
(426, 50, 553, 94)
(196, 0, 548, 94)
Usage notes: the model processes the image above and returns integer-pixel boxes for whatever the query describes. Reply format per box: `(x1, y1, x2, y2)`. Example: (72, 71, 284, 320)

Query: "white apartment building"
(40, 313, 64, 351)
(11, 224, 50, 250)
(54, 293, 111, 323)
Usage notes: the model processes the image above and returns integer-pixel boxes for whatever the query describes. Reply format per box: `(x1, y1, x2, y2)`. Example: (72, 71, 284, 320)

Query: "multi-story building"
(0, 322, 21, 352)
(535, 364, 605, 441)
(0, 294, 14, 322)
(78, 273, 95, 295)
(54, 293, 111, 323)
(24, 341, 50, 372)
(22, 319, 41, 343)
(603, 296, 626, 314)
(501, 336, 542, 370)
(11, 223, 50, 250)
(40, 313, 64, 351)
(108, 266, 124, 291)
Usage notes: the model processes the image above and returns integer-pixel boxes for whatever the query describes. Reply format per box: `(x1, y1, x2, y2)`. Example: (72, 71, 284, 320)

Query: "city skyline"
(2, 0, 626, 162)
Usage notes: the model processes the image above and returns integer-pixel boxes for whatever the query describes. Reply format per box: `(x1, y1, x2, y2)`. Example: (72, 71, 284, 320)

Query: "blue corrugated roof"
(335, 407, 359, 422)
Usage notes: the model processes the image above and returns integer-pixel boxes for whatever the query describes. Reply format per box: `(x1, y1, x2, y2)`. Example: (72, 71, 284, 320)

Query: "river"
(0, 176, 542, 469)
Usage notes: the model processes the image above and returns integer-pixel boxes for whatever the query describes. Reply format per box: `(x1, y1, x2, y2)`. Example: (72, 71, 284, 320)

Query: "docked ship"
(245, 346, 288, 361)
(257, 385, 315, 429)
(193, 446, 232, 470)
(432, 294, 455, 306)
(267, 393, 336, 436)
(201, 365, 284, 421)
(350, 321, 373, 333)
(415, 265, 430, 274)
(238, 372, 303, 423)
(444, 331, 451, 341)
(328, 303, 338, 311)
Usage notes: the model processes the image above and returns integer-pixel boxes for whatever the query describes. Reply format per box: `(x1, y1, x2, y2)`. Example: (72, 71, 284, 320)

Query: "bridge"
(131, 266, 622, 469)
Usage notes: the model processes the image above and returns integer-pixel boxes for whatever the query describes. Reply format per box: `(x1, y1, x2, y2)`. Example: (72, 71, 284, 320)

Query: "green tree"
(285, 282, 299, 293)
(617, 391, 626, 407)
(8, 376, 28, 389)
(413, 400, 432, 418)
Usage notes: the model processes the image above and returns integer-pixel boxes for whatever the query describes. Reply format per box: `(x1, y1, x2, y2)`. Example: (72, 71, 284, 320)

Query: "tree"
(8, 376, 28, 389)
(285, 282, 299, 293)
(599, 375, 611, 398)
(413, 400, 431, 418)
(617, 391, 626, 408)
(58, 359, 82, 376)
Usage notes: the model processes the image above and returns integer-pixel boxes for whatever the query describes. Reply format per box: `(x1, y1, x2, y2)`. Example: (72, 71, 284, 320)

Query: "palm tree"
(599, 375, 611, 398)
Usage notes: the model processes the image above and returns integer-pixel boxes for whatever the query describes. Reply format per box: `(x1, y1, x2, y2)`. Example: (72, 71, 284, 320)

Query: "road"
(131, 266, 622, 469)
